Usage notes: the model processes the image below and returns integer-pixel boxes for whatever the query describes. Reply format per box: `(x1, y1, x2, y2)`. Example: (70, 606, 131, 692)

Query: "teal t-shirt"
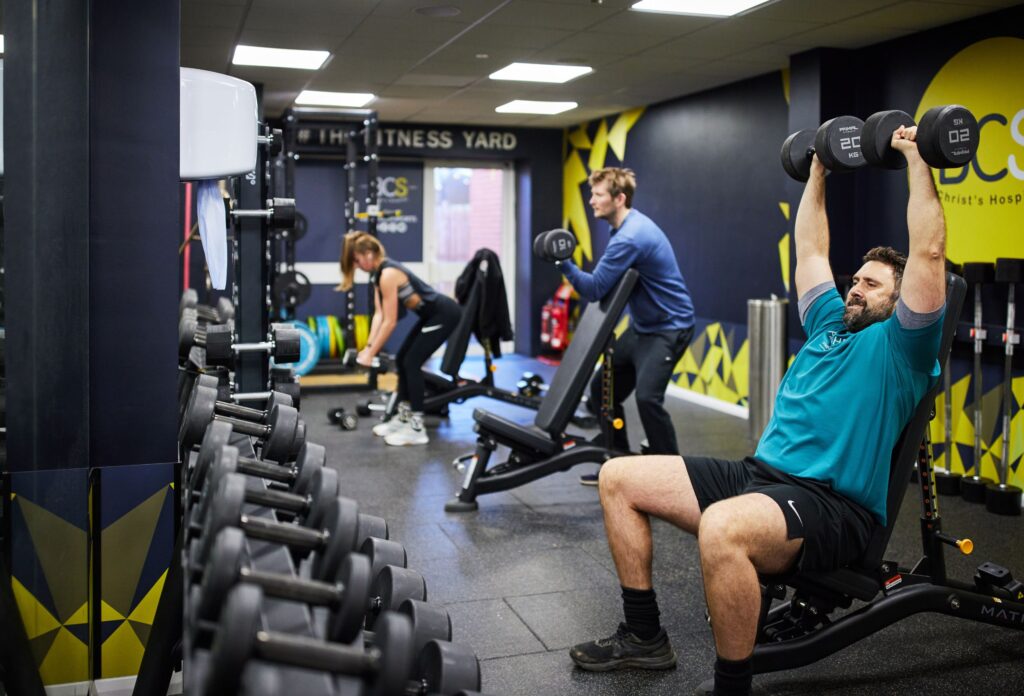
(754, 286, 944, 525)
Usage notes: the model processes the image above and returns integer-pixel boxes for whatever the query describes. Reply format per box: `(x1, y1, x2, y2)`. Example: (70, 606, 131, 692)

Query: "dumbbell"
(190, 374, 294, 425)
(516, 372, 545, 398)
(203, 585, 481, 696)
(191, 422, 323, 497)
(230, 197, 297, 230)
(781, 115, 866, 182)
(342, 348, 393, 372)
(180, 290, 235, 323)
(192, 472, 386, 582)
(193, 528, 441, 650)
(533, 228, 577, 263)
(179, 318, 234, 361)
(270, 367, 302, 410)
(961, 262, 996, 503)
(861, 105, 979, 171)
(181, 385, 304, 462)
(189, 446, 339, 531)
(986, 257, 1023, 516)
(329, 407, 360, 430)
(205, 322, 302, 367)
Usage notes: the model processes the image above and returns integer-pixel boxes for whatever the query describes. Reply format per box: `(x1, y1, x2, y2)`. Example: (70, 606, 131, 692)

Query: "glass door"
(423, 161, 516, 355)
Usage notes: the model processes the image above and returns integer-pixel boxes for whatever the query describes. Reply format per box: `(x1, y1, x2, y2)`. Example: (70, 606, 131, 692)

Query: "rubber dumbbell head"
(534, 228, 577, 262)
(861, 110, 916, 170)
(917, 104, 979, 170)
(814, 116, 866, 174)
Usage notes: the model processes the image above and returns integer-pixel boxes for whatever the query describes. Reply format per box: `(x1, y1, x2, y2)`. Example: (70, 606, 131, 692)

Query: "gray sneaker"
(569, 623, 677, 672)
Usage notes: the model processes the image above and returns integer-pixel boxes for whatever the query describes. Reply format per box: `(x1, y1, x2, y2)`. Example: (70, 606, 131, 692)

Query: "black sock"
(713, 654, 753, 696)
(621, 586, 661, 640)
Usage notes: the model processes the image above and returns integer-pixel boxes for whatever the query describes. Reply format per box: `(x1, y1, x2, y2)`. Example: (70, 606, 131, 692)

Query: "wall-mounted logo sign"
(294, 126, 519, 155)
(918, 37, 1024, 262)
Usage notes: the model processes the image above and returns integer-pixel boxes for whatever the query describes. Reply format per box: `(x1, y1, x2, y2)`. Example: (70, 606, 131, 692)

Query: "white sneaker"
(373, 403, 410, 437)
(384, 414, 429, 446)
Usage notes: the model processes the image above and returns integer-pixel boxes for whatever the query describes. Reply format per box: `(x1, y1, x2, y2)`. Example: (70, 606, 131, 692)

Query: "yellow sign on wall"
(917, 37, 1024, 263)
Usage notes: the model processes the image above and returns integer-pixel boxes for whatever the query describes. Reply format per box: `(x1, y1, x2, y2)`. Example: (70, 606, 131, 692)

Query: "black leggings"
(395, 296, 462, 411)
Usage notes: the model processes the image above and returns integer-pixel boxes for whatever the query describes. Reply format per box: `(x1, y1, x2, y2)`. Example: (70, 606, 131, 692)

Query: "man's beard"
(843, 296, 896, 332)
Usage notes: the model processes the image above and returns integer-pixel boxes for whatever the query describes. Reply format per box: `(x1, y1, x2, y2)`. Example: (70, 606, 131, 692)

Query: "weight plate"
(272, 320, 320, 376)
(361, 537, 409, 581)
(370, 612, 415, 696)
(193, 421, 234, 490)
(815, 116, 865, 173)
(327, 552, 373, 644)
(316, 316, 331, 357)
(205, 584, 262, 696)
(180, 385, 218, 450)
(312, 496, 361, 582)
(272, 271, 312, 311)
(780, 129, 815, 182)
(196, 528, 247, 626)
(417, 640, 481, 694)
(327, 315, 340, 358)
(367, 566, 426, 630)
(293, 442, 326, 497)
(199, 472, 246, 567)
(262, 404, 298, 463)
(305, 467, 339, 529)
(917, 104, 978, 169)
(398, 598, 452, 658)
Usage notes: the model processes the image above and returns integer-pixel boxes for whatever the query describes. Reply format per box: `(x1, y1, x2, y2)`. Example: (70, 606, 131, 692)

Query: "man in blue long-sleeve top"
(560, 167, 695, 484)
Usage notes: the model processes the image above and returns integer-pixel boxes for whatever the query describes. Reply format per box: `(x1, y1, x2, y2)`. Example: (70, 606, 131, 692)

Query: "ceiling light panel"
(631, 0, 773, 17)
(232, 44, 329, 70)
(489, 62, 592, 84)
(295, 90, 376, 107)
(495, 100, 578, 115)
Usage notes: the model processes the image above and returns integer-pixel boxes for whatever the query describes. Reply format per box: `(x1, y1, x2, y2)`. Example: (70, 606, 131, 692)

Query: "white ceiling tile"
(452, 24, 575, 48)
(485, 0, 620, 29)
(182, 3, 246, 29)
(585, 11, 716, 36)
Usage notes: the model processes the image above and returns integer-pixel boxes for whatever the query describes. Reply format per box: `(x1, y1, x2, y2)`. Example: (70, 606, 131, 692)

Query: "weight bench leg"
(445, 439, 494, 512)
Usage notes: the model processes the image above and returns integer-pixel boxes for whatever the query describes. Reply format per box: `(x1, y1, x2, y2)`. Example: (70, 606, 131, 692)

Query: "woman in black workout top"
(339, 232, 461, 446)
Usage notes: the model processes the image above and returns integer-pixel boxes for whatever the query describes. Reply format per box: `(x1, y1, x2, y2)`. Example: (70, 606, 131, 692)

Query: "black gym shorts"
(683, 456, 876, 572)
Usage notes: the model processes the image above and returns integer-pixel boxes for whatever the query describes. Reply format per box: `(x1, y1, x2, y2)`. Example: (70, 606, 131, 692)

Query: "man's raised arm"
(794, 156, 835, 300)
(891, 125, 947, 314)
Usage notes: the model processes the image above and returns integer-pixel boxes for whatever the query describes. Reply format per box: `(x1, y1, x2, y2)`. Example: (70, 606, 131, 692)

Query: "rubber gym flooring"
(309, 354, 1024, 696)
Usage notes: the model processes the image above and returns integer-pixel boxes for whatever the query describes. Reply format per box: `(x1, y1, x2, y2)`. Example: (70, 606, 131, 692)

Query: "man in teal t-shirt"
(570, 125, 948, 696)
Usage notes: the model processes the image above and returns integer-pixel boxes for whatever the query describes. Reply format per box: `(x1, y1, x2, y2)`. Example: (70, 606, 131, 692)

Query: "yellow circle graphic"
(916, 37, 1024, 263)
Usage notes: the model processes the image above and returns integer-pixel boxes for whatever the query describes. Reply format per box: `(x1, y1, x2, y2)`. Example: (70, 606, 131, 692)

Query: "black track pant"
(396, 296, 462, 412)
(588, 325, 693, 455)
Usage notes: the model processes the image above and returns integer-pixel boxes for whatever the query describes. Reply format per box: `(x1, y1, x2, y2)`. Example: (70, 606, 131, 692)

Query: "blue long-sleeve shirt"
(561, 209, 694, 333)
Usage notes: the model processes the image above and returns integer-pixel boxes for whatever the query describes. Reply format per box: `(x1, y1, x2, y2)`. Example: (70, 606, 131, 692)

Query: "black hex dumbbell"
(202, 584, 481, 696)
(180, 385, 304, 462)
(180, 289, 235, 323)
(190, 421, 323, 498)
(179, 317, 234, 361)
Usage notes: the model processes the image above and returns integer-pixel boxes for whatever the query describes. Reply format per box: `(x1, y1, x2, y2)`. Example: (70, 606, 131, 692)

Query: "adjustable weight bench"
(445, 269, 639, 512)
(751, 273, 1024, 675)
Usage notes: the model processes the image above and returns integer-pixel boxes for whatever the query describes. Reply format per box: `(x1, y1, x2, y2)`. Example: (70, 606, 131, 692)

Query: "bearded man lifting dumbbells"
(558, 167, 696, 484)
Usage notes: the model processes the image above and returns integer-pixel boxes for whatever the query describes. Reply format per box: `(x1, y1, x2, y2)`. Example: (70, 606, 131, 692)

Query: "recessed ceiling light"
(489, 62, 592, 84)
(295, 90, 376, 108)
(476, 53, 490, 59)
(630, 0, 772, 17)
(496, 100, 578, 115)
(233, 45, 329, 70)
(415, 5, 461, 17)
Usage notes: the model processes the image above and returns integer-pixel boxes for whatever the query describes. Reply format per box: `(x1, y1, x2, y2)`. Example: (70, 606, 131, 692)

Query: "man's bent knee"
(598, 456, 644, 494)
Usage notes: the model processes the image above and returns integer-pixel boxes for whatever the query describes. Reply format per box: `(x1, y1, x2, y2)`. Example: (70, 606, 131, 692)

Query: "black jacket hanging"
(455, 248, 514, 357)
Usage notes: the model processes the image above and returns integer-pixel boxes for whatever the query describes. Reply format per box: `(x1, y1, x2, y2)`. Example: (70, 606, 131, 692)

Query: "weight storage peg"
(202, 585, 481, 696)
(204, 322, 301, 367)
(781, 115, 866, 182)
(191, 422, 324, 498)
(961, 262, 996, 503)
(181, 385, 305, 462)
(190, 374, 293, 425)
(189, 445, 339, 531)
(230, 197, 296, 230)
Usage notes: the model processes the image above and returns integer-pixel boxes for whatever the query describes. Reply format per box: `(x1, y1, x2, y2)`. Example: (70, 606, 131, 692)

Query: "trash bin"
(747, 297, 788, 442)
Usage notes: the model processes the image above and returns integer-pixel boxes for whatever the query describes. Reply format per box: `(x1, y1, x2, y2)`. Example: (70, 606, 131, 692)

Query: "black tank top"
(371, 258, 438, 316)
